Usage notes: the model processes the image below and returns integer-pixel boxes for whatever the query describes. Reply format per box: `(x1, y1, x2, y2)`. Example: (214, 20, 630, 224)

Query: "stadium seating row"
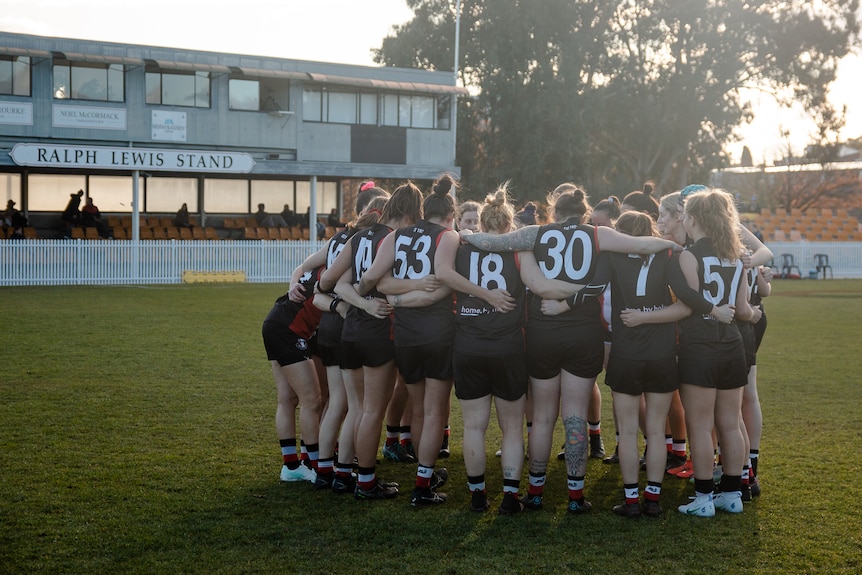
(754, 208, 861, 242)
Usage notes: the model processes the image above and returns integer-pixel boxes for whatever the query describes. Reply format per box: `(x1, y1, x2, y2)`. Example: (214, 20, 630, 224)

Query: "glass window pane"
(399, 95, 411, 126)
(146, 177, 198, 212)
(0, 60, 11, 94)
(316, 181, 338, 215)
(328, 91, 356, 124)
(107, 64, 123, 102)
(13, 57, 31, 96)
(230, 79, 259, 111)
(295, 181, 311, 220)
(195, 71, 210, 108)
(203, 179, 248, 213)
(360, 92, 377, 125)
(436, 95, 451, 130)
(412, 96, 434, 128)
(27, 174, 87, 211)
(0, 173, 22, 209)
(145, 72, 161, 104)
(53, 65, 70, 99)
(87, 176, 135, 212)
(302, 89, 321, 121)
(72, 65, 107, 100)
(383, 94, 398, 126)
(251, 180, 294, 217)
(162, 73, 196, 107)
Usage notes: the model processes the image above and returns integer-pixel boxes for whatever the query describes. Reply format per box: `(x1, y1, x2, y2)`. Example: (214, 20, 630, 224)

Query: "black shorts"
(605, 355, 679, 395)
(526, 323, 605, 380)
(262, 321, 315, 367)
(395, 341, 453, 384)
(453, 350, 528, 402)
(678, 350, 748, 390)
(753, 308, 767, 354)
(317, 343, 344, 368)
(341, 338, 394, 369)
(737, 321, 756, 369)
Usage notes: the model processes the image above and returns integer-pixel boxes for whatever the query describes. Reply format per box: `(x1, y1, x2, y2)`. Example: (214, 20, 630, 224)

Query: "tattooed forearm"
(563, 414, 588, 476)
(463, 225, 539, 252)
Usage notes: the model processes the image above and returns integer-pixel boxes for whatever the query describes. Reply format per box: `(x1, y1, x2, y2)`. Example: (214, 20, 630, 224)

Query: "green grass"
(1, 280, 861, 574)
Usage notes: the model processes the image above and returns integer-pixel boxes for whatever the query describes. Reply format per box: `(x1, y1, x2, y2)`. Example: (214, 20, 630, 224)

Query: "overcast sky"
(1, 0, 859, 165)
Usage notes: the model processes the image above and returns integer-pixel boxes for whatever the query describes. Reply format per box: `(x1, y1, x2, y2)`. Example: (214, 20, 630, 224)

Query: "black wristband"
(329, 297, 342, 313)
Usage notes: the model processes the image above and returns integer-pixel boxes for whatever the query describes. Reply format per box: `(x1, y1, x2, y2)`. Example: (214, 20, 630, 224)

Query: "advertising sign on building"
(10, 143, 256, 173)
(152, 111, 187, 142)
(52, 104, 127, 130)
(0, 101, 33, 126)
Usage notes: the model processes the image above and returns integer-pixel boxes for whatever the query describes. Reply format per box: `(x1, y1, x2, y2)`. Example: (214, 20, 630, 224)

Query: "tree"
(375, 0, 859, 202)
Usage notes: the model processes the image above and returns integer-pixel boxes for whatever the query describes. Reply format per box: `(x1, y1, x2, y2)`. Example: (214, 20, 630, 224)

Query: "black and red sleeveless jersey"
(677, 237, 745, 358)
(530, 218, 602, 327)
(264, 265, 324, 339)
(453, 243, 526, 355)
(390, 219, 454, 346)
(607, 248, 676, 360)
(342, 223, 393, 342)
(317, 228, 357, 348)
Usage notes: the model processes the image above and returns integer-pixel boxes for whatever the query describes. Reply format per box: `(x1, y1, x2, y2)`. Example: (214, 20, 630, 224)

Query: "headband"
(360, 181, 376, 192)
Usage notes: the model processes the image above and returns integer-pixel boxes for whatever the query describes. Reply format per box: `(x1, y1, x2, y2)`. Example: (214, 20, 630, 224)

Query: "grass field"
(1, 279, 861, 575)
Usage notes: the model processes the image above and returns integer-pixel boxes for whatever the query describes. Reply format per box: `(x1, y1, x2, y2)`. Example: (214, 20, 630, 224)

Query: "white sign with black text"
(10, 143, 256, 173)
(52, 104, 127, 130)
(0, 101, 33, 126)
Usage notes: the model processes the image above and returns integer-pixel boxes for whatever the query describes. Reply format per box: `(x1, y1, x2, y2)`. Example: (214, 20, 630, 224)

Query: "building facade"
(0, 31, 465, 238)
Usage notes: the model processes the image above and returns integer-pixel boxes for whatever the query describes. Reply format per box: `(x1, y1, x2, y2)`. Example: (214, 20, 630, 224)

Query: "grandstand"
(749, 207, 862, 242)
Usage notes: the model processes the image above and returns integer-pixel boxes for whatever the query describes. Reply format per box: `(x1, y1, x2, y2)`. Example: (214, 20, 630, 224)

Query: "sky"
(1, 0, 860, 166)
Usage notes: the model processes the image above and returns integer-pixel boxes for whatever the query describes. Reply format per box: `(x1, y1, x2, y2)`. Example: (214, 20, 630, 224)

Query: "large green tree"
(375, 0, 859, 202)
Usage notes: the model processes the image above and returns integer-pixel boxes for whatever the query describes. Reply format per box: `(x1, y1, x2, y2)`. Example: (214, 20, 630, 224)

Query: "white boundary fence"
(0, 239, 319, 286)
(765, 241, 862, 279)
(0, 240, 860, 287)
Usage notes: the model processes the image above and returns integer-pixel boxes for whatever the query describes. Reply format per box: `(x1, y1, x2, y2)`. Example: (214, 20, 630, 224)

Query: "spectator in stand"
(255, 203, 289, 228)
(3, 199, 28, 239)
(174, 203, 193, 229)
(61, 189, 84, 233)
(280, 204, 295, 225)
(327, 208, 345, 229)
(81, 196, 111, 238)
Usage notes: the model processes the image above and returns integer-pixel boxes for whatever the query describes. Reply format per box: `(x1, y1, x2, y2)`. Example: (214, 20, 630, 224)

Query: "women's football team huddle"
(261, 174, 772, 517)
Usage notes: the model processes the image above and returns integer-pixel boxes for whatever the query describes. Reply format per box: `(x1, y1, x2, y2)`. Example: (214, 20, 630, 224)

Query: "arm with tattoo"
(462, 225, 539, 252)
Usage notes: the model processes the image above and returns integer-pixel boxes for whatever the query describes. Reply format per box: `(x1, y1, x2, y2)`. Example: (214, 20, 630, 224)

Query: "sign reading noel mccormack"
(10, 144, 256, 174)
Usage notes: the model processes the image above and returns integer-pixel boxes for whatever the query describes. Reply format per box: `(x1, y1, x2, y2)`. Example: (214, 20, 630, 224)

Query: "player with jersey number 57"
(675, 189, 755, 517)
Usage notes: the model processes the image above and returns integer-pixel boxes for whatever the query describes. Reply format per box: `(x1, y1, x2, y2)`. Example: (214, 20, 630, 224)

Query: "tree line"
(374, 0, 860, 203)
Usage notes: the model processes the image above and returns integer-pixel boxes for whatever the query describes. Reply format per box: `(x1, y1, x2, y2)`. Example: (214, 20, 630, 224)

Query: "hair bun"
(433, 174, 454, 197)
(643, 182, 655, 196)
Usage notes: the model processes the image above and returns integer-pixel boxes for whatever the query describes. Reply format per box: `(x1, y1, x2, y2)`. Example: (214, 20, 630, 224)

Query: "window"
(27, 174, 87, 212)
(229, 75, 291, 113)
(146, 66, 210, 108)
(302, 88, 322, 122)
(229, 79, 259, 111)
(88, 176, 140, 212)
(295, 180, 338, 216)
(0, 173, 22, 209)
(251, 180, 294, 216)
(302, 88, 385, 126)
(359, 92, 377, 125)
(383, 94, 439, 129)
(53, 59, 124, 102)
(203, 179, 248, 213)
(0, 56, 31, 96)
(146, 177, 198, 212)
